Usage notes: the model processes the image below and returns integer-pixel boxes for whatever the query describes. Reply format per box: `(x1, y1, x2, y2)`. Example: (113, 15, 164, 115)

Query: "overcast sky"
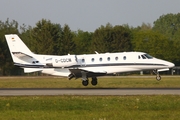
(0, 0, 180, 32)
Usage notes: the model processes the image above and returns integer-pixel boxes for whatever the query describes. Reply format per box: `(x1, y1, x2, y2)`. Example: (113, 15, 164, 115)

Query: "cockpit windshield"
(139, 54, 153, 59)
(144, 54, 153, 59)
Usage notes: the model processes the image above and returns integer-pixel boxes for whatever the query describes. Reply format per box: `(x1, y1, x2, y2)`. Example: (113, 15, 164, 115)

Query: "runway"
(0, 88, 180, 96)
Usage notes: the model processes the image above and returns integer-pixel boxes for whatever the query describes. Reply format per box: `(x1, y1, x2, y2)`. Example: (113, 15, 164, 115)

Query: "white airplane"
(5, 34, 174, 86)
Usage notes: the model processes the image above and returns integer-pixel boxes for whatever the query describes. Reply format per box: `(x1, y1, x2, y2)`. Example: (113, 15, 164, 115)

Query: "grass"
(0, 76, 180, 120)
(0, 95, 180, 120)
(0, 76, 180, 88)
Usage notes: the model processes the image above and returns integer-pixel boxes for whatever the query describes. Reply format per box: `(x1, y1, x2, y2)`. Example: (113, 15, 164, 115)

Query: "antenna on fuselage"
(95, 51, 99, 54)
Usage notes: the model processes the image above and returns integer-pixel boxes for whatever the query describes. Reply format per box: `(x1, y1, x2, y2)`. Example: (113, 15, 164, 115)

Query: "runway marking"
(0, 88, 180, 96)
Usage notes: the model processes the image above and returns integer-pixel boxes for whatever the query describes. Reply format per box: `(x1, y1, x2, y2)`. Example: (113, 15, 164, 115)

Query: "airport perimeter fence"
(172, 66, 180, 75)
(116, 67, 179, 76)
(0, 67, 180, 76)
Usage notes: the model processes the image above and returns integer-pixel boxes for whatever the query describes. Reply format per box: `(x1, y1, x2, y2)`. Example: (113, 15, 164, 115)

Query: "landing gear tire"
(91, 77, 98, 86)
(156, 75, 161, 81)
(82, 80, 89, 86)
(153, 69, 161, 81)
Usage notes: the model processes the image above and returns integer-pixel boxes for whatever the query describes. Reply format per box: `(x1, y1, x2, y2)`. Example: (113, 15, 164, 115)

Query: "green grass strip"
(0, 76, 180, 88)
(0, 95, 180, 120)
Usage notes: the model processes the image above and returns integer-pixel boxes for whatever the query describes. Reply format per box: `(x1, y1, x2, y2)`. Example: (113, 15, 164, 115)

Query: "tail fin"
(5, 34, 33, 64)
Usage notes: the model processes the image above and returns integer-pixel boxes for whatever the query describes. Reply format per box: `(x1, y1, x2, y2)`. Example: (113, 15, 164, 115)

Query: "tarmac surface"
(0, 88, 180, 96)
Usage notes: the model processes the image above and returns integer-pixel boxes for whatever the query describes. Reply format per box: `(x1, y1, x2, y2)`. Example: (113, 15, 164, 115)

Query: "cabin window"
(82, 59, 85, 63)
(91, 58, 95, 62)
(99, 57, 102, 62)
(107, 57, 110, 61)
(123, 56, 126, 60)
(115, 57, 118, 61)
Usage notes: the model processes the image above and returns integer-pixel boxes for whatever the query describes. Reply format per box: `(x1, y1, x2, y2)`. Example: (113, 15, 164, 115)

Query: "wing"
(24, 68, 43, 73)
(68, 69, 107, 80)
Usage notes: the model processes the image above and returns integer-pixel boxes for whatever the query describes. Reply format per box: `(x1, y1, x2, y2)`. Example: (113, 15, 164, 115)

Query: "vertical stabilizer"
(5, 34, 33, 63)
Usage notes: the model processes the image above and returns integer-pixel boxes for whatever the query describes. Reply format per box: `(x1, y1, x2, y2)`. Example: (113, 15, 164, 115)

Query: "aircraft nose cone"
(168, 62, 175, 68)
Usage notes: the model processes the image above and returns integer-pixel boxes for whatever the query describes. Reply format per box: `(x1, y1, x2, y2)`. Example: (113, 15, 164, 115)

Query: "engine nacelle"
(46, 55, 77, 67)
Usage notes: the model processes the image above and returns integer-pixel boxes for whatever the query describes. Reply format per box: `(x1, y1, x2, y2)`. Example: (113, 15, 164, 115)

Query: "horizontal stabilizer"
(12, 52, 33, 58)
(24, 68, 42, 73)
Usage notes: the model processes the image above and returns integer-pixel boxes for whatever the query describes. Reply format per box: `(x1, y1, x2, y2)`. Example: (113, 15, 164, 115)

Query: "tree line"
(0, 13, 180, 75)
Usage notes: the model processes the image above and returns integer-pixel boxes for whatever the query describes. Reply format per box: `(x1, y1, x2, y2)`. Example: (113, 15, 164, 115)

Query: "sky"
(0, 0, 180, 32)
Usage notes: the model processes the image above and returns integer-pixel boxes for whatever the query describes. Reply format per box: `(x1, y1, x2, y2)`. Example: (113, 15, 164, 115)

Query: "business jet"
(5, 34, 174, 86)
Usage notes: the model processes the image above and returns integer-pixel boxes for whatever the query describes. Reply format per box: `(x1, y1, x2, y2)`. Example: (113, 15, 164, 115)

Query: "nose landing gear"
(156, 74, 161, 81)
(153, 69, 161, 81)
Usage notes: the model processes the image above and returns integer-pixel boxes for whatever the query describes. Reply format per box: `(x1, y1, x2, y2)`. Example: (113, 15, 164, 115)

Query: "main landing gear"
(153, 69, 161, 81)
(82, 79, 89, 86)
(82, 77, 98, 86)
(81, 71, 98, 86)
(68, 72, 98, 86)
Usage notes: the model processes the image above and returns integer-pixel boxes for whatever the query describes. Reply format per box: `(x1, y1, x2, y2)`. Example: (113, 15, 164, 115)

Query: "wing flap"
(68, 69, 107, 79)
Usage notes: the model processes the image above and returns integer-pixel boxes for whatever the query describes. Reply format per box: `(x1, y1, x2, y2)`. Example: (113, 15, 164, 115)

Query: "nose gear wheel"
(153, 69, 161, 81)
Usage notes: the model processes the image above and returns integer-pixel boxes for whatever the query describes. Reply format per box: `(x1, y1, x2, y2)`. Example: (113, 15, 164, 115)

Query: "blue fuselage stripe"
(14, 63, 167, 68)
